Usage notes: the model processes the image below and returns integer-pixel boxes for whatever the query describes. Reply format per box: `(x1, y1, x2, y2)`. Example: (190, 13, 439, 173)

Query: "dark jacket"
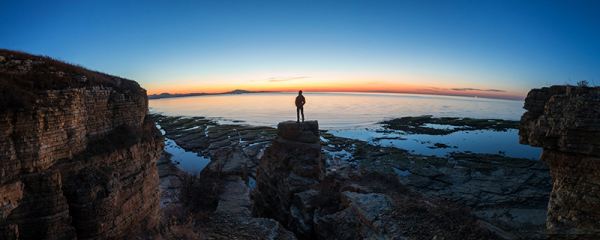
(295, 95, 305, 107)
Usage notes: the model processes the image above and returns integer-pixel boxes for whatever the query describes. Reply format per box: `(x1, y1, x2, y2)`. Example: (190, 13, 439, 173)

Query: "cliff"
(520, 85, 600, 237)
(0, 50, 163, 239)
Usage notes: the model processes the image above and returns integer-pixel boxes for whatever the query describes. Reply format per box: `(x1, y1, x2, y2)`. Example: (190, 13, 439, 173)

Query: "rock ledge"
(520, 85, 600, 237)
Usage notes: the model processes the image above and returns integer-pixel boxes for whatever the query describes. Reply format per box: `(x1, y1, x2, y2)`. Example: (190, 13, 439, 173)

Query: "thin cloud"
(451, 88, 506, 92)
(267, 76, 310, 82)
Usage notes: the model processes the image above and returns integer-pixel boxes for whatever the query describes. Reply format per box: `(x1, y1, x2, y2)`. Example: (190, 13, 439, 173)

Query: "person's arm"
(302, 96, 306, 105)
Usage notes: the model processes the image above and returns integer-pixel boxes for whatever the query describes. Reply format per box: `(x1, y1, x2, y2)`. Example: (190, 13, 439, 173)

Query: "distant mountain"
(148, 89, 267, 99)
(148, 92, 207, 99)
(229, 89, 253, 94)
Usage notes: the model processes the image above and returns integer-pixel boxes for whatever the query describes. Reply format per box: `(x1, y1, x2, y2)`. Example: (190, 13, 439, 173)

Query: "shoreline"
(152, 113, 551, 238)
(150, 112, 540, 160)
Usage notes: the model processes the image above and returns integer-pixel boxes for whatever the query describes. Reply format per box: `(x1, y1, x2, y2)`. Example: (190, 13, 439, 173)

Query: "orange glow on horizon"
(145, 81, 524, 100)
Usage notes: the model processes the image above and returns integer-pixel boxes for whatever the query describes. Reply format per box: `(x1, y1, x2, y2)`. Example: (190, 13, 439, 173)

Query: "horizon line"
(148, 89, 525, 101)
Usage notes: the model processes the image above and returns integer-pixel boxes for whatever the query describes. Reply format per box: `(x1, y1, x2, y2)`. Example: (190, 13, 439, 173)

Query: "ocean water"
(150, 92, 541, 160)
(150, 92, 525, 128)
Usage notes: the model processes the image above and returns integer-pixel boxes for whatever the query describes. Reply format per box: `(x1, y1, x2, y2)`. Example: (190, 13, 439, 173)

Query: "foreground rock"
(0, 50, 163, 239)
(157, 152, 186, 209)
(520, 85, 600, 238)
(252, 120, 496, 239)
(153, 113, 553, 239)
(198, 175, 297, 240)
(253, 121, 323, 237)
(152, 115, 296, 239)
(322, 131, 551, 239)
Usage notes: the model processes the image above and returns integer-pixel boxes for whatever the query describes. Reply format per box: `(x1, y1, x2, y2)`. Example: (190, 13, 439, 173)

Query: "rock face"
(152, 115, 297, 239)
(254, 121, 496, 239)
(254, 121, 324, 237)
(520, 85, 600, 237)
(0, 50, 163, 239)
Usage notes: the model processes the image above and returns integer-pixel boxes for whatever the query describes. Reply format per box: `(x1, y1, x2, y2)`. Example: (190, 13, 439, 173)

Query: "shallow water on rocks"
(157, 124, 211, 174)
(150, 92, 541, 160)
(328, 127, 541, 159)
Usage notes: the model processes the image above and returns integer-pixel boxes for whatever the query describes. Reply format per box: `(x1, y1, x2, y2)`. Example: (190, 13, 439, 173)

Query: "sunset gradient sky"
(1, 0, 599, 99)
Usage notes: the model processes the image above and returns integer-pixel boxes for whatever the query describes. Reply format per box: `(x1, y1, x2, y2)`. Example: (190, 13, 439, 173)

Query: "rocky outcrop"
(0, 50, 163, 239)
(520, 85, 600, 237)
(153, 115, 297, 239)
(253, 121, 324, 236)
(253, 121, 495, 239)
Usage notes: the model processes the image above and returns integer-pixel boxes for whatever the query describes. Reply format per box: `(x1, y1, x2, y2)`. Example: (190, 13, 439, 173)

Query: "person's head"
(299, 90, 303, 95)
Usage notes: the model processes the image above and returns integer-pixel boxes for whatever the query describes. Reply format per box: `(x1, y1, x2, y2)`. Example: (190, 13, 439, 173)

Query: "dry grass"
(0, 49, 143, 112)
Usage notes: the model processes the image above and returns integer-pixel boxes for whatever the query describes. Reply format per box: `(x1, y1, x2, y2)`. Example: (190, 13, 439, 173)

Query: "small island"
(148, 89, 271, 99)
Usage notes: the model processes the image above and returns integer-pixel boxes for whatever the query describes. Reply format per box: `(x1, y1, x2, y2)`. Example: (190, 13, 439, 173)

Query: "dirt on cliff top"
(0, 49, 144, 112)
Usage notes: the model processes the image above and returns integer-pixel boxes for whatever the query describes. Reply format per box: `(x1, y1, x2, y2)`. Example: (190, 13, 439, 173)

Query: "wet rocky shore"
(380, 115, 520, 135)
(152, 113, 551, 239)
(1, 49, 594, 239)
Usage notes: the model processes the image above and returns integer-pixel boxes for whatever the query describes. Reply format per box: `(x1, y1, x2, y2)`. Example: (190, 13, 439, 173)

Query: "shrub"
(577, 80, 590, 87)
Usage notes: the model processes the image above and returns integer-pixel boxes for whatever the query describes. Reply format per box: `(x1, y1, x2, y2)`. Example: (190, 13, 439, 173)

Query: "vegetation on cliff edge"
(0, 49, 144, 112)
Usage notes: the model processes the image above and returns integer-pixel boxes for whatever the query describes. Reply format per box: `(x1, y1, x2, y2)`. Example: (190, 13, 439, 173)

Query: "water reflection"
(150, 92, 540, 160)
(150, 92, 525, 129)
(157, 124, 211, 174)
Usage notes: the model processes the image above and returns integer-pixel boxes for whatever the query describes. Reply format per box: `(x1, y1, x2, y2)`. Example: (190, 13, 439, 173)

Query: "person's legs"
(300, 106, 304, 122)
(297, 107, 300, 122)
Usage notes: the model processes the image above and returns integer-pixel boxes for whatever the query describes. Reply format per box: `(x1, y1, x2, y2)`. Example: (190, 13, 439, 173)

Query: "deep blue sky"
(1, 0, 599, 98)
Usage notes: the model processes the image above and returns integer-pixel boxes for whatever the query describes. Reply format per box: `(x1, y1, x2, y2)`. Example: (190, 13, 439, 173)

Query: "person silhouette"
(295, 90, 306, 122)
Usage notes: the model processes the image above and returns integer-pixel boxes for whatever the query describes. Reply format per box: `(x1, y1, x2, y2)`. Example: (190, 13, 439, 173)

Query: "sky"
(1, 0, 599, 99)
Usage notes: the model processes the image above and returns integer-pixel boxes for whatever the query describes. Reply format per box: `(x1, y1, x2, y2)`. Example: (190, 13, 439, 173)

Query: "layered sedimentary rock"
(254, 120, 495, 239)
(151, 115, 298, 239)
(0, 50, 163, 239)
(520, 85, 600, 237)
(253, 121, 324, 231)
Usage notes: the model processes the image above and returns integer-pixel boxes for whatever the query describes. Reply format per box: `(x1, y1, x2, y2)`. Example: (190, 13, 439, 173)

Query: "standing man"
(295, 90, 306, 122)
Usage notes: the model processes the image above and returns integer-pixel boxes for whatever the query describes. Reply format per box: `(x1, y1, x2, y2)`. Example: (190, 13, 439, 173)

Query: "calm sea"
(150, 92, 541, 160)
